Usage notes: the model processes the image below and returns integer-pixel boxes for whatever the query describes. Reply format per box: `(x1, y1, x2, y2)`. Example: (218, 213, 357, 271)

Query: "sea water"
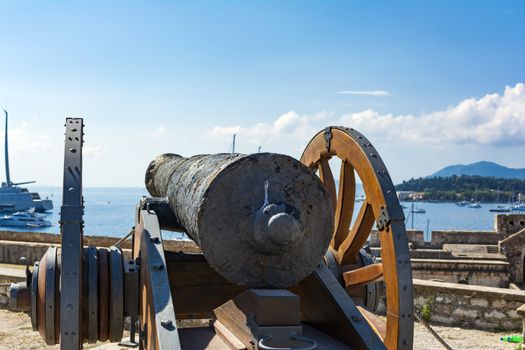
(2, 186, 508, 239)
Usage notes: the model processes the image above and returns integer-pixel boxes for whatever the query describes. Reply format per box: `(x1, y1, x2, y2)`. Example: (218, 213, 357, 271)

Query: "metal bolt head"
(351, 315, 362, 322)
(150, 237, 161, 244)
(153, 263, 164, 270)
(161, 319, 172, 328)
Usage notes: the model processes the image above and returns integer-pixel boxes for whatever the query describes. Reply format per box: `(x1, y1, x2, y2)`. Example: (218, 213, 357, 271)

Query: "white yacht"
(0, 211, 52, 228)
(0, 110, 53, 213)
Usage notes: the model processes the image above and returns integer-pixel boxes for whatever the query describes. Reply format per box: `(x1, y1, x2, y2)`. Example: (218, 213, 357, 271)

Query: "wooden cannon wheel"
(301, 126, 414, 350)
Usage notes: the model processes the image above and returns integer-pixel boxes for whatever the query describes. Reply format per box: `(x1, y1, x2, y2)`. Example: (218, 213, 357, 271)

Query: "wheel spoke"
(343, 263, 383, 288)
(318, 157, 337, 214)
(337, 202, 374, 264)
(332, 161, 355, 250)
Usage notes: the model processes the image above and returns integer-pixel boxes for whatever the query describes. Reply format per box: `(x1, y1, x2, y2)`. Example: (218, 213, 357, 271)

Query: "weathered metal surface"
(136, 209, 181, 350)
(139, 197, 183, 232)
(87, 246, 98, 343)
(44, 247, 57, 345)
(124, 258, 139, 318)
(98, 248, 110, 342)
(31, 262, 39, 331)
(145, 153, 333, 288)
(8, 281, 30, 312)
(60, 117, 84, 350)
(109, 246, 124, 342)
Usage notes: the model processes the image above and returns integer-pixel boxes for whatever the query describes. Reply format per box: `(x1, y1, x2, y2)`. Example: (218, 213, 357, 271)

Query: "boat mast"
(3, 109, 10, 187)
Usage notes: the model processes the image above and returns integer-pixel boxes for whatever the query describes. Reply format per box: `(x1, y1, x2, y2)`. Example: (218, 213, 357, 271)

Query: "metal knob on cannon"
(8, 121, 414, 350)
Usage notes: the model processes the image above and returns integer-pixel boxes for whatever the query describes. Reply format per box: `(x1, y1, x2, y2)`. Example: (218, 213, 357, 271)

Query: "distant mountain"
(430, 161, 525, 180)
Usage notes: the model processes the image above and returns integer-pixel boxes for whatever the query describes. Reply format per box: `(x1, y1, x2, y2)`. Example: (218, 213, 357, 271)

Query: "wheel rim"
(301, 126, 414, 350)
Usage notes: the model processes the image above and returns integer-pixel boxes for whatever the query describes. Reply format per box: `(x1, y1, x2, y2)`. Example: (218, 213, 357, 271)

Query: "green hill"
(396, 175, 525, 202)
(431, 161, 525, 180)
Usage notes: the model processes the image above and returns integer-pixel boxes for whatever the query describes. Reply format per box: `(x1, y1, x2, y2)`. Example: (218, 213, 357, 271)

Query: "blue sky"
(0, 1, 524, 186)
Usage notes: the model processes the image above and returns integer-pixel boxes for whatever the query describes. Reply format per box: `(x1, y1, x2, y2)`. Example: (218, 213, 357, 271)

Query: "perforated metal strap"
(60, 118, 84, 350)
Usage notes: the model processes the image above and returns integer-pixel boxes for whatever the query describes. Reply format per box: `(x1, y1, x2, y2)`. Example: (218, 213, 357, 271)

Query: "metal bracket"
(323, 127, 332, 152)
(139, 197, 183, 232)
(137, 209, 181, 350)
(60, 118, 84, 350)
(376, 206, 390, 232)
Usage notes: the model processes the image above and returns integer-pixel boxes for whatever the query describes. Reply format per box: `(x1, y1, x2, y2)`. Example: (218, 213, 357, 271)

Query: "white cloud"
(206, 111, 332, 153)
(340, 83, 525, 146)
(147, 126, 168, 139)
(206, 83, 525, 156)
(83, 146, 105, 157)
(336, 90, 390, 96)
(3, 115, 53, 156)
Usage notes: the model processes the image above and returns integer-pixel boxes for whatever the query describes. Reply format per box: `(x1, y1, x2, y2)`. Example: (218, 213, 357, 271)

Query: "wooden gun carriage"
(8, 119, 413, 349)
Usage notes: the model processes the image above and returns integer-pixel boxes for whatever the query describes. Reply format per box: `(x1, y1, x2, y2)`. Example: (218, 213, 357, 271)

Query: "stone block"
(434, 303, 454, 316)
(507, 301, 523, 310)
(435, 295, 453, 304)
(501, 320, 521, 331)
(471, 298, 489, 308)
(414, 296, 427, 307)
(492, 299, 507, 308)
(451, 307, 478, 322)
(0, 293, 8, 307)
(430, 314, 454, 325)
(484, 309, 506, 322)
(474, 319, 500, 331)
(457, 297, 471, 305)
(507, 310, 519, 319)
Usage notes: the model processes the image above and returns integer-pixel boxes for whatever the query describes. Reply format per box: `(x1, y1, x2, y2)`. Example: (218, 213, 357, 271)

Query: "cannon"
(7, 120, 413, 349)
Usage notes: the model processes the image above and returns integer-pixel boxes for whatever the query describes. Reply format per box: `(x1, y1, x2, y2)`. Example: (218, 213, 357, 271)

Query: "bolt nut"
(161, 319, 173, 328)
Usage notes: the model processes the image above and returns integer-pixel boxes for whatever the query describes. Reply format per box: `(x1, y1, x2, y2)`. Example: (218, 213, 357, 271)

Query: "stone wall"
(369, 230, 424, 247)
(411, 259, 510, 288)
(0, 230, 201, 265)
(500, 228, 525, 284)
(370, 229, 504, 249)
(0, 284, 9, 308)
(414, 279, 525, 331)
(495, 214, 525, 235)
(429, 230, 503, 248)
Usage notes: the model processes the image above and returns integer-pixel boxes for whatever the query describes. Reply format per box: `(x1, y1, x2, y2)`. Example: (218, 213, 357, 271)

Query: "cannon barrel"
(145, 153, 333, 288)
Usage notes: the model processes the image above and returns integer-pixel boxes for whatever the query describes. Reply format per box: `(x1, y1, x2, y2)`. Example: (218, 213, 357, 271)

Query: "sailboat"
(489, 187, 510, 212)
(0, 110, 53, 212)
(467, 185, 482, 209)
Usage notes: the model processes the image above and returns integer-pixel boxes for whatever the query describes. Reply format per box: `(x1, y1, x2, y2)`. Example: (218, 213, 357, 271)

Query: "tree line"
(395, 175, 525, 202)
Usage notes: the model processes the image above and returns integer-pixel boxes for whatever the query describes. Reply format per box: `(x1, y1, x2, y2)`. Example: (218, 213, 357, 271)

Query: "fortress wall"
(0, 230, 200, 265)
(411, 259, 510, 288)
(414, 279, 525, 331)
(496, 214, 525, 235)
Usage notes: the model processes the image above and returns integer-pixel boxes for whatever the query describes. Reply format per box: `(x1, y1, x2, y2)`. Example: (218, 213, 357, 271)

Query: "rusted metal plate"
(145, 153, 333, 288)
